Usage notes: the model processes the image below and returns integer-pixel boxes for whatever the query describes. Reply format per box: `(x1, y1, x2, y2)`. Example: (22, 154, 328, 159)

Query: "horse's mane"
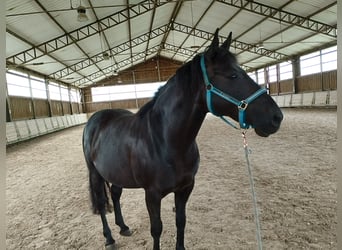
(136, 55, 200, 118)
(136, 85, 164, 117)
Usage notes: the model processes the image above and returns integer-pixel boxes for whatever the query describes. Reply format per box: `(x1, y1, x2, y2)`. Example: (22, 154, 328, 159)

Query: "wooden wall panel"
(269, 80, 293, 95)
(62, 101, 71, 115)
(9, 97, 34, 120)
(50, 100, 63, 116)
(268, 82, 278, 95)
(296, 74, 322, 92)
(33, 99, 49, 118)
(71, 102, 80, 114)
(322, 70, 337, 90)
(92, 56, 181, 87)
(279, 79, 294, 94)
(269, 70, 336, 95)
(81, 56, 181, 114)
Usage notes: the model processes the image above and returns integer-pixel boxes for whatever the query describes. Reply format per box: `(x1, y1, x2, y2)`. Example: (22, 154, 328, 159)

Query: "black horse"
(82, 29, 283, 250)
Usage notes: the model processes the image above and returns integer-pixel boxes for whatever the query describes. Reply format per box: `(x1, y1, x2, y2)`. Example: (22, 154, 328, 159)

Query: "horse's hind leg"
(88, 166, 115, 248)
(110, 185, 132, 236)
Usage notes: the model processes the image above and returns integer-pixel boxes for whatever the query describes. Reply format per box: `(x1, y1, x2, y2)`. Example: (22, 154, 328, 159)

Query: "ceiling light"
(77, 6, 89, 22)
(103, 52, 110, 60)
(256, 42, 264, 49)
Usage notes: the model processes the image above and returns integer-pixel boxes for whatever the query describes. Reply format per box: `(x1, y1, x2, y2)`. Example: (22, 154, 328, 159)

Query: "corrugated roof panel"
(5, 0, 337, 88)
(90, 0, 127, 19)
(6, 33, 31, 57)
(197, 2, 238, 32)
(283, 0, 336, 19)
(130, 12, 151, 38)
(250, 0, 288, 9)
(227, 10, 268, 38)
(165, 30, 189, 48)
(311, 5, 337, 25)
(7, 1, 62, 44)
(25, 55, 67, 75)
(238, 19, 291, 45)
(6, 0, 39, 19)
(237, 51, 261, 65)
(244, 56, 275, 69)
(104, 23, 130, 49)
(75, 35, 103, 57)
(153, 2, 174, 27)
(50, 44, 86, 62)
(276, 34, 335, 55)
(176, 1, 211, 29)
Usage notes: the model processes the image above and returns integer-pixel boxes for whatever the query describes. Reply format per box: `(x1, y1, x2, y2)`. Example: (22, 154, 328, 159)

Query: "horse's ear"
(210, 28, 220, 49)
(222, 32, 232, 50)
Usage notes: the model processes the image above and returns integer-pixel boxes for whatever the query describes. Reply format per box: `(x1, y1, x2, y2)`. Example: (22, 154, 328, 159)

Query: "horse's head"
(200, 29, 283, 137)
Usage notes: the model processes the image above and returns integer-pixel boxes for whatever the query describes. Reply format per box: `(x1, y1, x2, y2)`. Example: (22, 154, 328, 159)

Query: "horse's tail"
(86, 159, 113, 214)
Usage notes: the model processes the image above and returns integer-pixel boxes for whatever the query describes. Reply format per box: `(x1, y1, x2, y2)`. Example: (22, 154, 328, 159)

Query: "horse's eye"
(229, 73, 238, 79)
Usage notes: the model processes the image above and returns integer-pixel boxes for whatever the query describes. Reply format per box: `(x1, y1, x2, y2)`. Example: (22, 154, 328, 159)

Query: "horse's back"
(82, 109, 134, 155)
(88, 109, 133, 125)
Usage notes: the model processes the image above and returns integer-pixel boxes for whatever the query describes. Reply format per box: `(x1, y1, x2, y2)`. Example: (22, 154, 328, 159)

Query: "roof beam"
(144, 0, 158, 61)
(170, 0, 215, 60)
(6, 28, 92, 86)
(49, 24, 168, 80)
(217, 0, 337, 38)
(241, 36, 337, 71)
(233, 0, 295, 41)
(157, 0, 185, 55)
(72, 22, 287, 86)
(75, 41, 254, 88)
(34, 0, 106, 80)
(75, 45, 162, 87)
(174, 0, 251, 62)
(126, 0, 134, 67)
(87, 0, 118, 66)
(6, 0, 167, 65)
(239, 2, 337, 70)
(172, 22, 288, 61)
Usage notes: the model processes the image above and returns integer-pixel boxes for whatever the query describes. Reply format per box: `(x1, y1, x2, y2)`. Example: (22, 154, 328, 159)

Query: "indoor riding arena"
(6, 1, 337, 249)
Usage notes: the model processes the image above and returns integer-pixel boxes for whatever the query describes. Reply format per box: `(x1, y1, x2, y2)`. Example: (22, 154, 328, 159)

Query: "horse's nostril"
(272, 112, 283, 127)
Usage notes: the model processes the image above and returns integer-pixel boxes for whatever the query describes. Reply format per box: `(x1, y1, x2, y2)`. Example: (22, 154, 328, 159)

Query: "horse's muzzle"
(255, 110, 283, 137)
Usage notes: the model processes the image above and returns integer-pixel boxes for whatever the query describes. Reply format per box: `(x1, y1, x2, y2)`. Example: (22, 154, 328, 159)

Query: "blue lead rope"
(201, 53, 264, 250)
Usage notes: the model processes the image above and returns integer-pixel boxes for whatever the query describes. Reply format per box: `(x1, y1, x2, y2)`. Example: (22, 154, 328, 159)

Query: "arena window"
(91, 82, 166, 102)
(256, 69, 265, 85)
(279, 61, 293, 80)
(268, 65, 277, 82)
(247, 72, 257, 82)
(6, 71, 31, 97)
(70, 88, 81, 103)
(60, 85, 70, 102)
(48, 82, 61, 101)
(30, 76, 47, 99)
(321, 46, 337, 72)
(300, 46, 337, 76)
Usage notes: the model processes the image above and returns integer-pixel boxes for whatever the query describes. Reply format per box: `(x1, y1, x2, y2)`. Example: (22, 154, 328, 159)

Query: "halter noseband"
(200, 54, 267, 129)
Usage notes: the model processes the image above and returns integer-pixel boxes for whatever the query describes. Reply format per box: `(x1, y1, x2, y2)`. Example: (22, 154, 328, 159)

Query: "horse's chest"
(156, 159, 198, 193)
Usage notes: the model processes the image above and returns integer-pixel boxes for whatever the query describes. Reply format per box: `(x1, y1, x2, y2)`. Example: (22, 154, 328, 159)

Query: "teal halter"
(200, 54, 267, 129)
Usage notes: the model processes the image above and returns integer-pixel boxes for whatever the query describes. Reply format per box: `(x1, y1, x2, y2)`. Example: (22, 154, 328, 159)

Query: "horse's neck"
(149, 61, 206, 150)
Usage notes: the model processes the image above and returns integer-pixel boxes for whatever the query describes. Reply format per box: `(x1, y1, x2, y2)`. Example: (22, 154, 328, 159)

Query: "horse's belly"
(94, 159, 140, 188)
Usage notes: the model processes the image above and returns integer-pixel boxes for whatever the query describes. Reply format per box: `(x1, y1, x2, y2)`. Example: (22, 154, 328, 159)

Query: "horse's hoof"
(105, 243, 116, 250)
(120, 228, 133, 236)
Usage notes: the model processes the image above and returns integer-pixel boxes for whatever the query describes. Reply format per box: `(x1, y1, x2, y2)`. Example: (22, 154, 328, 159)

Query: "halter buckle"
(238, 100, 248, 110)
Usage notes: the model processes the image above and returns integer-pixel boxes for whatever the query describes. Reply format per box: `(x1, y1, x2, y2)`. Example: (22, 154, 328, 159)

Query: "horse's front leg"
(174, 181, 194, 250)
(145, 190, 162, 250)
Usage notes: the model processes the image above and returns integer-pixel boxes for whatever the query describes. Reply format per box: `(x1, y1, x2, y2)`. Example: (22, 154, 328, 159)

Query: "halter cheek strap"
(200, 54, 267, 129)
